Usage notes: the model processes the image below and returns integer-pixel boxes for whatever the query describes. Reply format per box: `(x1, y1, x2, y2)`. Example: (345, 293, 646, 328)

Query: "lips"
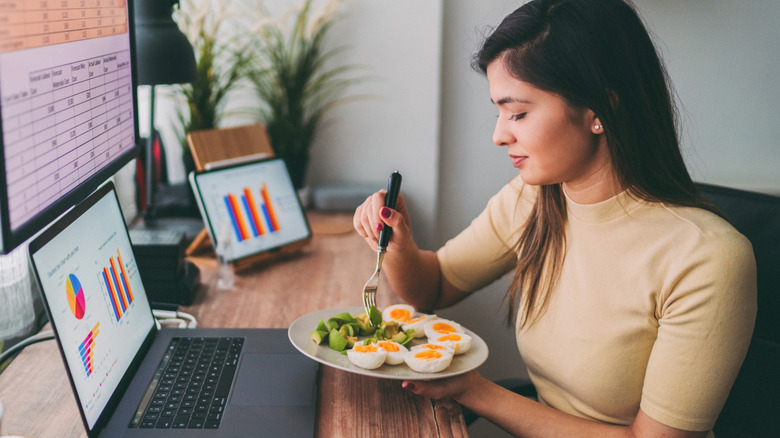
(511, 155, 527, 168)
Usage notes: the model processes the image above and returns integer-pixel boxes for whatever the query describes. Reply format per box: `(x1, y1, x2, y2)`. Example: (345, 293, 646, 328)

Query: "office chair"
(696, 182, 780, 437)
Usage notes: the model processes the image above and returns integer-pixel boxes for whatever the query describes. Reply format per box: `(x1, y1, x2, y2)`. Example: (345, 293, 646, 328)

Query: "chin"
(517, 173, 545, 187)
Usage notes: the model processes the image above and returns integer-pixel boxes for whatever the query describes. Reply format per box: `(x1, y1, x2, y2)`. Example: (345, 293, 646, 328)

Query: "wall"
(635, 0, 780, 194)
(306, 0, 444, 250)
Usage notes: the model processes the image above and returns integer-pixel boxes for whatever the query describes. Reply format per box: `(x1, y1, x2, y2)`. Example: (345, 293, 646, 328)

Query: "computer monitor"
(0, 0, 141, 253)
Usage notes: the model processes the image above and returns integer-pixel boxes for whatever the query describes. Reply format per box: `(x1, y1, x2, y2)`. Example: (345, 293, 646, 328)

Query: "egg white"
(404, 346, 454, 373)
(401, 313, 437, 338)
(347, 343, 387, 369)
(423, 319, 464, 339)
(429, 332, 472, 355)
(382, 304, 416, 324)
(375, 340, 408, 365)
(409, 343, 456, 356)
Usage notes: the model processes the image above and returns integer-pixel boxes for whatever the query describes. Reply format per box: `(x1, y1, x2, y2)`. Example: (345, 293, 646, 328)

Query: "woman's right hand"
(353, 190, 413, 254)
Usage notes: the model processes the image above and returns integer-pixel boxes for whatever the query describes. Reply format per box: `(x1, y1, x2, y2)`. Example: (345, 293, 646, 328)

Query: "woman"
(353, 0, 756, 436)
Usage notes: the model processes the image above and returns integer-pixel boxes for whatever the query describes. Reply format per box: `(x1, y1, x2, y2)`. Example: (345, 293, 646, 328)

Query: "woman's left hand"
(401, 369, 483, 401)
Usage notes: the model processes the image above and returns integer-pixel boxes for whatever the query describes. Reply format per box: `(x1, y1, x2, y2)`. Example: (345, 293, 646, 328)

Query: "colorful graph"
(78, 322, 100, 377)
(66, 273, 86, 319)
(223, 183, 281, 242)
(102, 249, 134, 322)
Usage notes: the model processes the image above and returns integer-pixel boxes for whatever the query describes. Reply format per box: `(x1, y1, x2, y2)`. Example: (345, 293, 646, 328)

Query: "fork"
(362, 171, 402, 323)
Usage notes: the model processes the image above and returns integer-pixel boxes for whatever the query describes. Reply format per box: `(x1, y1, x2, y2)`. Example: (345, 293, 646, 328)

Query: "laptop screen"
(190, 157, 311, 262)
(29, 182, 154, 431)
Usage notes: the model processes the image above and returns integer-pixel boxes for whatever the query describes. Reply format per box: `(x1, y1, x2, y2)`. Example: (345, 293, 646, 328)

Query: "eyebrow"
(490, 96, 532, 105)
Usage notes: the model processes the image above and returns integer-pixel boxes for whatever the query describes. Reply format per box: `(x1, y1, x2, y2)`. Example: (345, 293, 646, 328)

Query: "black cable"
(0, 330, 55, 365)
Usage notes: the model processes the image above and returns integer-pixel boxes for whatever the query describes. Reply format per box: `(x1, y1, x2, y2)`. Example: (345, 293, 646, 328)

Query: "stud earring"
(594, 124, 602, 131)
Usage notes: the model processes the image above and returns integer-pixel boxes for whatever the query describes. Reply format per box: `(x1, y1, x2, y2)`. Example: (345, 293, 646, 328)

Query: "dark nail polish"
(381, 207, 391, 218)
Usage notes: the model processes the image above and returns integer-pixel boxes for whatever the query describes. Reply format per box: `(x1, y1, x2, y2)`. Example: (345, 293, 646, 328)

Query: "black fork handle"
(378, 171, 402, 251)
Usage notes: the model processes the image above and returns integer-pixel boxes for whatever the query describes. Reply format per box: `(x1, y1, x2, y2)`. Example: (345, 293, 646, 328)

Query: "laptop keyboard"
(129, 336, 245, 429)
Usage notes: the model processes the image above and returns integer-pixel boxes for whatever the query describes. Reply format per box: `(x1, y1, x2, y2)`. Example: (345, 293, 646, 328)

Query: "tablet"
(189, 157, 312, 266)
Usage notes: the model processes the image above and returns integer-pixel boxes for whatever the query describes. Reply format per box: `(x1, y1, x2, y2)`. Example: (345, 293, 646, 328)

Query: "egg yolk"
(407, 315, 426, 323)
(354, 344, 378, 353)
(377, 341, 400, 352)
(438, 334, 462, 342)
(432, 322, 456, 333)
(389, 308, 412, 322)
(414, 350, 443, 360)
(421, 344, 447, 351)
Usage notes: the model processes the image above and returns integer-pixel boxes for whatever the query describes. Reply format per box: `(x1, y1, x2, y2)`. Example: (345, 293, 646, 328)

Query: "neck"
(562, 165, 623, 204)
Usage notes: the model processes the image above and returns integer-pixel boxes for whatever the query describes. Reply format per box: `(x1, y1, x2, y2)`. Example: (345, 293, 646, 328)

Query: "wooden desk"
(0, 212, 468, 437)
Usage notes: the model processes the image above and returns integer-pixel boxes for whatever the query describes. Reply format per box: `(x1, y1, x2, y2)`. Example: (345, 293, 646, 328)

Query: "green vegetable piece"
(310, 329, 329, 344)
(328, 312, 357, 328)
(369, 305, 383, 327)
(345, 335, 357, 349)
(339, 324, 356, 338)
(378, 321, 401, 340)
(390, 331, 407, 344)
(328, 328, 348, 351)
(316, 318, 329, 332)
(401, 329, 415, 347)
(356, 313, 377, 336)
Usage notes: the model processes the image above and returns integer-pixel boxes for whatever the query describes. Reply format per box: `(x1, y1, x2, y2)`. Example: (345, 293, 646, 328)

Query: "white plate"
(288, 306, 489, 380)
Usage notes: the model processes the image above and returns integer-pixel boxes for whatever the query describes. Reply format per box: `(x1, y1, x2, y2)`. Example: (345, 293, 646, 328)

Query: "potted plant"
(172, 0, 254, 174)
(248, 0, 359, 190)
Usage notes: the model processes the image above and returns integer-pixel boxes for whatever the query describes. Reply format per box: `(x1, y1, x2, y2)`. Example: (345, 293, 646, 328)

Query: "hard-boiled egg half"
(423, 318, 464, 340)
(429, 332, 472, 355)
(401, 313, 437, 338)
(376, 340, 408, 365)
(405, 344, 454, 373)
(382, 304, 416, 324)
(347, 343, 387, 369)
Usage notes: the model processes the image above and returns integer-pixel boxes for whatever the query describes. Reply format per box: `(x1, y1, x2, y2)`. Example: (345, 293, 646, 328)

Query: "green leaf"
(328, 328, 348, 351)
(369, 305, 382, 327)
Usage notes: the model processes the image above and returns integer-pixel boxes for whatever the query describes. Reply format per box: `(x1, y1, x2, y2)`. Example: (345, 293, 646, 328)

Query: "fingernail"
(381, 207, 391, 218)
(376, 223, 383, 232)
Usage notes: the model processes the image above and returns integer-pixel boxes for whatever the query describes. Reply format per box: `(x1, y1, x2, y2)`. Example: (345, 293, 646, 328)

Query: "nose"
(492, 117, 514, 147)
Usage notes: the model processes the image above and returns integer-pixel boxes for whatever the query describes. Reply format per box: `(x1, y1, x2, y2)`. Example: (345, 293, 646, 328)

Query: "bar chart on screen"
(78, 322, 100, 377)
(223, 183, 283, 242)
(99, 249, 134, 322)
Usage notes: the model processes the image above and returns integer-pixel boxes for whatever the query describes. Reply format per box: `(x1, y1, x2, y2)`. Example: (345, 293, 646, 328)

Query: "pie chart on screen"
(66, 273, 86, 319)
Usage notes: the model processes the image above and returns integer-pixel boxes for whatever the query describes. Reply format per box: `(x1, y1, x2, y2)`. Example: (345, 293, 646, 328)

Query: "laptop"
(28, 181, 318, 437)
(188, 156, 312, 269)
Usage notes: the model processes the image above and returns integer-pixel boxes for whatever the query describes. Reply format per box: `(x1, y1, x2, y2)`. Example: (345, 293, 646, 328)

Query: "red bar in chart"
(243, 187, 265, 237)
(102, 249, 133, 321)
(78, 322, 100, 377)
(260, 184, 281, 232)
(224, 185, 281, 242)
(103, 267, 122, 321)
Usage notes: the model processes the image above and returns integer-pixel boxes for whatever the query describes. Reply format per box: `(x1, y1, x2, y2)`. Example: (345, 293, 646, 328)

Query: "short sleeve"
(640, 226, 757, 431)
(437, 176, 536, 292)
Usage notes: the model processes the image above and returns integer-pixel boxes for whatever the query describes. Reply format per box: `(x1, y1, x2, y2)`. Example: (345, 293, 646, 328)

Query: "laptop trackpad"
(230, 353, 317, 406)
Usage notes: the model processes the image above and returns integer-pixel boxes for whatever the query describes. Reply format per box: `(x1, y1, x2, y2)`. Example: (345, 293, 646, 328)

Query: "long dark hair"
(473, 0, 717, 328)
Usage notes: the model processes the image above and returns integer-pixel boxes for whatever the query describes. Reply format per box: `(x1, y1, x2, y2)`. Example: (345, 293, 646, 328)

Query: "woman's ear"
(592, 116, 604, 134)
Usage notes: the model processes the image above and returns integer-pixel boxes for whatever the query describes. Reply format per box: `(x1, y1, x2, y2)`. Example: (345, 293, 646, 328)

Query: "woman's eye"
(510, 113, 526, 121)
